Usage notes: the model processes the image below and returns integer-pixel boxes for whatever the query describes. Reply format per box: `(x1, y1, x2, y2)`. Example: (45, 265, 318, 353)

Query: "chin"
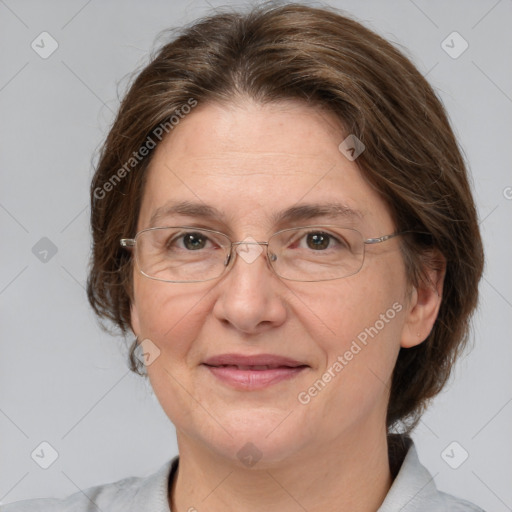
(194, 414, 310, 469)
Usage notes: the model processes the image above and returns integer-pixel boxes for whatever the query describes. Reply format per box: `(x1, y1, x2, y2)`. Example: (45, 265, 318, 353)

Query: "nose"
(227, 240, 269, 264)
(211, 240, 287, 334)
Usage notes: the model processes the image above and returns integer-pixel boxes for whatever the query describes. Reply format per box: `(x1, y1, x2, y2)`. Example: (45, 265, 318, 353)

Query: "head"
(87, 2, 483, 463)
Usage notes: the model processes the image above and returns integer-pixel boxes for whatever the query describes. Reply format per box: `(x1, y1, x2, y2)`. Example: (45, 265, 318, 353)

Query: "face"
(130, 99, 424, 467)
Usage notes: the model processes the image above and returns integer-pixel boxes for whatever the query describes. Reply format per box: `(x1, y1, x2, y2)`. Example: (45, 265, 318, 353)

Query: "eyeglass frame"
(120, 225, 408, 283)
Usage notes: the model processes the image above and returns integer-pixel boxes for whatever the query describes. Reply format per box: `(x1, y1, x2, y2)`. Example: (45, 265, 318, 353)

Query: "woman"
(5, 2, 485, 511)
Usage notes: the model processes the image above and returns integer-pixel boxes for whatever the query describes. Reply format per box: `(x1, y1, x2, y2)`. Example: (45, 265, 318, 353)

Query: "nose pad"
(223, 244, 274, 272)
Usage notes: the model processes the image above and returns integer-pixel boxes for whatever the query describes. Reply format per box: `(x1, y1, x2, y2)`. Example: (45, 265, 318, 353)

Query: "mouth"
(203, 353, 308, 368)
(205, 364, 307, 370)
(202, 361, 309, 390)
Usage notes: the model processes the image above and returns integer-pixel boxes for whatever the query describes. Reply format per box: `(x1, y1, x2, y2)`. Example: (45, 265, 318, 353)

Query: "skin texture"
(130, 99, 444, 512)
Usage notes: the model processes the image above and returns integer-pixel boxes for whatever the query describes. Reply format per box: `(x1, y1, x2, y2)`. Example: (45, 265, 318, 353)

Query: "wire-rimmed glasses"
(120, 225, 404, 283)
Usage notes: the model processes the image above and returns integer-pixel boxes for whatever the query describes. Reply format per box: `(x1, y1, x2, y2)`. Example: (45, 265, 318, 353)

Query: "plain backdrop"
(1, 0, 511, 510)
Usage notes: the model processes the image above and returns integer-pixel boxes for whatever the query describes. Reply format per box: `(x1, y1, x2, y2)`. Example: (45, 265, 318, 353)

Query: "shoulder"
(379, 437, 486, 512)
(2, 458, 177, 512)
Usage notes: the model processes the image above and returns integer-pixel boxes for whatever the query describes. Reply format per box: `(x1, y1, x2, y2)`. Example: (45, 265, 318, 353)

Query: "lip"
(203, 353, 308, 368)
(204, 365, 308, 390)
(202, 353, 309, 391)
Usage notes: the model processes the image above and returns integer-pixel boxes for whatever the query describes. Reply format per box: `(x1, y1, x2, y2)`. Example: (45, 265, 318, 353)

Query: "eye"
(168, 231, 213, 251)
(304, 232, 331, 250)
(297, 230, 346, 251)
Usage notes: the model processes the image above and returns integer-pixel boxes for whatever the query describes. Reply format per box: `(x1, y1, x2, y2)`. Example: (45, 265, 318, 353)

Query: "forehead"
(137, 100, 393, 234)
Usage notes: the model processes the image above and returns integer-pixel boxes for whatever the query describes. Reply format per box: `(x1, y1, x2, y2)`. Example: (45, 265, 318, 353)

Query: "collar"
(378, 436, 445, 511)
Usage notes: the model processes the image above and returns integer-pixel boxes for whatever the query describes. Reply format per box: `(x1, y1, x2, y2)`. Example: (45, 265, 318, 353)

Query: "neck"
(170, 424, 394, 512)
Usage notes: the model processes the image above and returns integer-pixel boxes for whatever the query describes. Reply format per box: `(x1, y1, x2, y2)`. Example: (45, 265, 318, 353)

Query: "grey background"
(1, 0, 511, 510)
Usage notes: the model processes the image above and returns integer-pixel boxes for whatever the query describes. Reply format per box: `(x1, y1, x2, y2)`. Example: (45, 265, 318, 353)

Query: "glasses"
(120, 225, 404, 283)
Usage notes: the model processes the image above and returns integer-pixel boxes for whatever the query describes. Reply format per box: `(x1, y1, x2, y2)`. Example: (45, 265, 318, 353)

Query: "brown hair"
(87, 2, 484, 433)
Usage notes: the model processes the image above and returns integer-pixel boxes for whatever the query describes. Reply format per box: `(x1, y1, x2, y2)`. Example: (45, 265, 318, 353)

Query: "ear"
(400, 250, 446, 348)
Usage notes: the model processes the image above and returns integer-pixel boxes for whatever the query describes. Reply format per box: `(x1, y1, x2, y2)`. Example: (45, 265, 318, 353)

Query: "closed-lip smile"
(202, 353, 309, 390)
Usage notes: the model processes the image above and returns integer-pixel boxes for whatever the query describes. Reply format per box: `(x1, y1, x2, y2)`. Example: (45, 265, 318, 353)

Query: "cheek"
(297, 267, 405, 349)
(132, 277, 209, 362)
(133, 279, 215, 428)
(305, 270, 405, 376)
(297, 290, 403, 433)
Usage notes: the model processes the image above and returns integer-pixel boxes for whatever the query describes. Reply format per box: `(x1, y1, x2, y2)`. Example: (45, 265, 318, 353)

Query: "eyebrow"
(148, 200, 364, 228)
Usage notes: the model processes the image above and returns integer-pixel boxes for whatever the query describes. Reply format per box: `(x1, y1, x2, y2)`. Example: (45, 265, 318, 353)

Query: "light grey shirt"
(3, 440, 484, 511)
